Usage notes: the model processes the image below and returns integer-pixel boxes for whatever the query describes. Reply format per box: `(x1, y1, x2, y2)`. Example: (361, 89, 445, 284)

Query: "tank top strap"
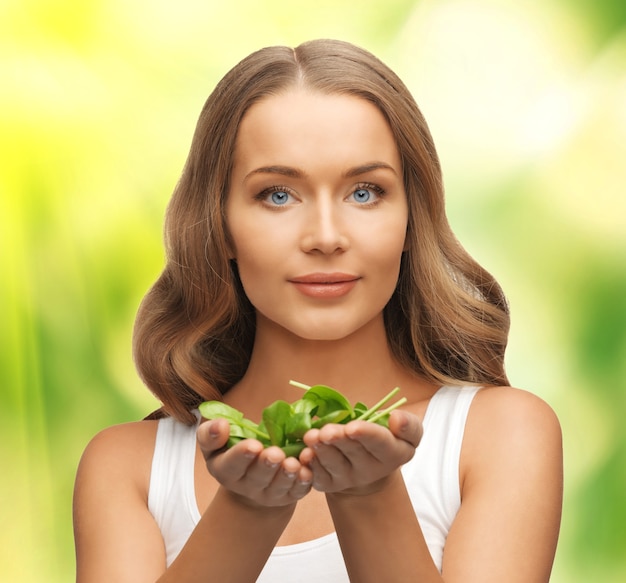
(400, 384, 481, 571)
(148, 411, 201, 566)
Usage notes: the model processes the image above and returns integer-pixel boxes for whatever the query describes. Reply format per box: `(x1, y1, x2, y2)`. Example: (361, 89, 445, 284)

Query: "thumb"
(388, 410, 423, 448)
(196, 418, 230, 454)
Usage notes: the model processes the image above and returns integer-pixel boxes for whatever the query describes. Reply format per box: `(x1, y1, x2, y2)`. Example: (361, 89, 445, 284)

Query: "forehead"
(232, 89, 401, 174)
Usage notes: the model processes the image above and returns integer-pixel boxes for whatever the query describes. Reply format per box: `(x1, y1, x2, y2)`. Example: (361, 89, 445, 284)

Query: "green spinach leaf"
(198, 381, 406, 458)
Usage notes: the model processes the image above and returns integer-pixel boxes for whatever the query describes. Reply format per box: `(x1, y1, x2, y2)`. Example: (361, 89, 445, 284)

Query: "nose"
(299, 196, 349, 254)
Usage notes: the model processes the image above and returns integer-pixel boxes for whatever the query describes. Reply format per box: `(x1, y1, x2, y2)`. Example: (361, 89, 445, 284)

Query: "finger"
(307, 454, 333, 491)
(340, 420, 398, 461)
(298, 445, 315, 466)
(311, 425, 356, 471)
(320, 422, 372, 456)
(265, 457, 310, 501)
(301, 427, 341, 481)
(197, 419, 230, 454)
(266, 455, 300, 493)
(241, 446, 287, 489)
(207, 438, 264, 483)
(290, 465, 313, 499)
(302, 427, 321, 449)
(342, 418, 417, 462)
(310, 441, 352, 476)
(387, 410, 423, 448)
(269, 464, 314, 502)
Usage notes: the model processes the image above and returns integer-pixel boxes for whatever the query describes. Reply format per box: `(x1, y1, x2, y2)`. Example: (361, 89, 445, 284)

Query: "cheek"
(227, 218, 262, 267)
(375, 223, 408, 285)
(369, 216, 409, 262)
(230, 238, 284, 306)
(227, 211, 292, 259)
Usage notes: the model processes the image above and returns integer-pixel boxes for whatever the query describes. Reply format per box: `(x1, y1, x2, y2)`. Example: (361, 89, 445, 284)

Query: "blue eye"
(349, 183, 385, 205)
(270, 191, 290, 205)
(254, 186, 296, 207)
(353, 188, 372, 203)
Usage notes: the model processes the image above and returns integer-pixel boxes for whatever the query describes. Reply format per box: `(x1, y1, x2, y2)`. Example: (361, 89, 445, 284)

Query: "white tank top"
(148, 385, 480, 579)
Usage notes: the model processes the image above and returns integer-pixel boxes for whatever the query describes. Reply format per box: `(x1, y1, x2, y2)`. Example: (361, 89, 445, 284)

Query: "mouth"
(288, 273, 360, 298)
(289, 273, 360, 284)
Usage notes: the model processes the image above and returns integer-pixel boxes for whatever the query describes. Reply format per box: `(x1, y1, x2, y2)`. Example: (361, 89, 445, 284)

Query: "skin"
(73, 88, 563, 582)
(225, 89, 409, 343)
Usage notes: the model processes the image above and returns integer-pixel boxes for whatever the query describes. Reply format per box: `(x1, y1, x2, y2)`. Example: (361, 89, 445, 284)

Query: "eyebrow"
(244, 165, 305, 182)
(243, 161, 398, 183)
(344, 162, 398, 178)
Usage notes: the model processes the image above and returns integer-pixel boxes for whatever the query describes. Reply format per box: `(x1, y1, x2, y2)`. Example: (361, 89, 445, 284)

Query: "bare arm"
(73, 421, 167, 583)
(301, 387, 563, 582)
(301, 407, 442, 581)
(73, 418, 312, 583)
(160, 418, 312, 582)
(441, 387, 563, 582)
(159, 487, 295, 582)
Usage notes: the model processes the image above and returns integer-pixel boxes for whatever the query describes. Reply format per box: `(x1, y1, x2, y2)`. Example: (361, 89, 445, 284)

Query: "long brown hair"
(133, 39, 510, 425)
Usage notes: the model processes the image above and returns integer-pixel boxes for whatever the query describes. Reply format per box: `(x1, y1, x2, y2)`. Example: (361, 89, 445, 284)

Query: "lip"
(289, 273, 360, 298)
(289, 273, 359, 284)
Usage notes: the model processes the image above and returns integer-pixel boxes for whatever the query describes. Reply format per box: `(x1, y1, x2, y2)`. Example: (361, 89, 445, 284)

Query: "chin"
(286, 316, 381, 343)
(257, 308, 387, 344)
(294, 330, 354, 342)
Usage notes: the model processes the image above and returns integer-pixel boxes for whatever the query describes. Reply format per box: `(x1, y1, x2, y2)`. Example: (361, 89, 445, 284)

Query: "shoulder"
(468, 385, 561, 441)
(74, 419, 174, 579)
(81, 419, 160, 459)
(76, 419, 160, 499)
(461, 385, 563, 490)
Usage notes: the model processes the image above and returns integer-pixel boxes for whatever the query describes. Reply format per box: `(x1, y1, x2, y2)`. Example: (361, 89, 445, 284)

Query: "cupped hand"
(299, 409, 423, 494)
(197, 418, 313, 508)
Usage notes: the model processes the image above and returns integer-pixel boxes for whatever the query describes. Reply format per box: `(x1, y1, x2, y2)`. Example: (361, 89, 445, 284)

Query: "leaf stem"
(356, 387, 400, 420)
(289, 380, 311, 391)
(251, 427, 271, 441)
(367, 397, 408, 424)
(241, 424, 270, 441)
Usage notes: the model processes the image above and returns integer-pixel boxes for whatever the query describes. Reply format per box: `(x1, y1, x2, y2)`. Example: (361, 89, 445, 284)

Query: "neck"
(224, 315, 433, 419)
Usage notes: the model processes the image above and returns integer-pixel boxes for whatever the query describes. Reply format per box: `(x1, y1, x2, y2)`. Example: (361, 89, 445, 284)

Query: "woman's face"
(226, 88, 408, 341)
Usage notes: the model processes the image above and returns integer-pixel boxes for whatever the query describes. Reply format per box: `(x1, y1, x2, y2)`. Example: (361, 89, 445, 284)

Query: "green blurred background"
(1, 0, 625, 580)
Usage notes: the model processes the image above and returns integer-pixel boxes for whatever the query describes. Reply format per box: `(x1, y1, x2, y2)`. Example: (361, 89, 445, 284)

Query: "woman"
(73, 39, 563, 582)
